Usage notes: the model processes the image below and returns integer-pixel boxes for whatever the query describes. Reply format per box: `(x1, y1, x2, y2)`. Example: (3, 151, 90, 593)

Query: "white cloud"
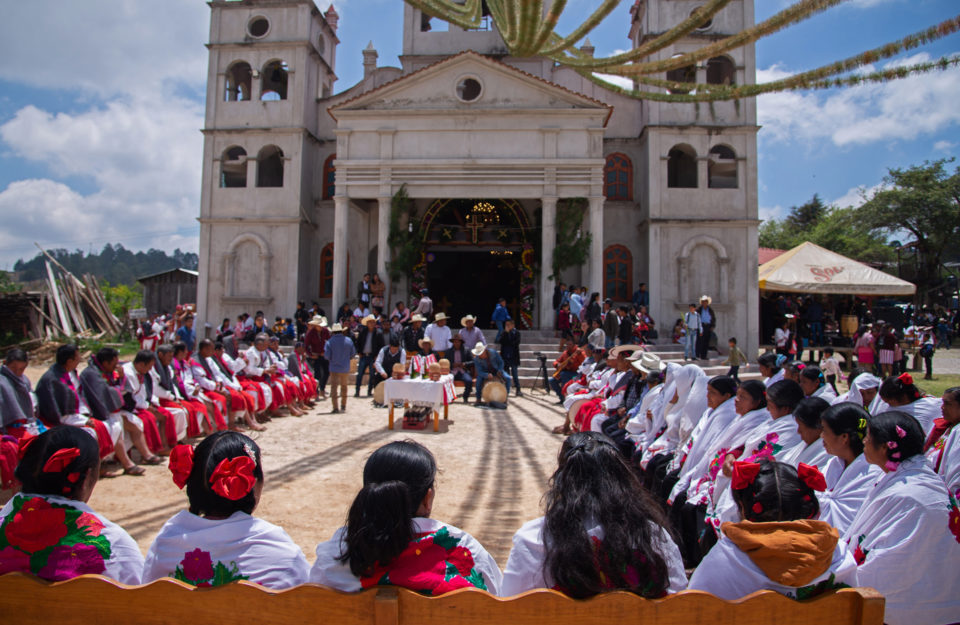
(757, 52, 960, 147)
(759, 205, 786, 221)
(934, 140, 956, 152)
(0, 97, 203, 267)
(831, 183, 884, 209)
(0, 0, 208, 99)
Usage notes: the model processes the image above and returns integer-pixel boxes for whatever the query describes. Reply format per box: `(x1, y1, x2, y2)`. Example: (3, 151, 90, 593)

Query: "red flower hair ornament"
(897, 372, 913, 385)
(168, 444, 194, 490)
(797, 463, 827, 492)
(731, 461, 762, 490)
(42, 448, 81, 473)
(209, 456, 256, 501)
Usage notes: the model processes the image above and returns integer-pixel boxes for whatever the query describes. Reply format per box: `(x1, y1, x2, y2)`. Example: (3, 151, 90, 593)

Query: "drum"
(373, 381, 386, 406)
(481, 381, 508, 404)
(566, 398, 589, 423)
(840, 315, 858, 337)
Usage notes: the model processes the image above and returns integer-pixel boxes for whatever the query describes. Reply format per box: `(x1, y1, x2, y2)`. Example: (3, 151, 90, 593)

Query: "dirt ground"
(22, 361, 570, 568)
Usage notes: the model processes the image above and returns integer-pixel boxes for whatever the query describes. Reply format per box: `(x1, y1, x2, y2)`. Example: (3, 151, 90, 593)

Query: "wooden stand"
(388, 403, 445, 432)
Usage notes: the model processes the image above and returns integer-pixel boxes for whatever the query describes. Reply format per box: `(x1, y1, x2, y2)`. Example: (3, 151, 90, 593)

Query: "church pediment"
(330, 51, 611, 124)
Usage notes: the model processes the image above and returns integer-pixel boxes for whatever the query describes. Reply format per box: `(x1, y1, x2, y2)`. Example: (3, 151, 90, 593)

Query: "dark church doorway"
(426, 250, 521, 327)
(420, 199, 530, 327)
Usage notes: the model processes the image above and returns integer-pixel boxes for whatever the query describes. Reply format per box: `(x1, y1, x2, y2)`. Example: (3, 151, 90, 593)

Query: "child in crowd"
(690, 460, 858, 600)
(143, 431, 309, 589)
(671, 319, 684, 344)
(819, 348, 842, 395)
(721, 337, 747, 382)
(0, 426, 144, 584)
(310, 441, 502, 595)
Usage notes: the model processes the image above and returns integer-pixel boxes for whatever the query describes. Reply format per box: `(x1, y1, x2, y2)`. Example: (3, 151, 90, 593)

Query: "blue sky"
(0, 0, 958, 268)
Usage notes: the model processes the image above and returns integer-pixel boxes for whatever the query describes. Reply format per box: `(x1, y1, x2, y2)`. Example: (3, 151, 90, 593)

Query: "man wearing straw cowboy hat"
(354, 314, 384, 397)
(471, 342, 510, 406)
(458, 314, 487, 353)
(304, 315, 329, 399)
(403, 313, 426, 355)
(325, 322, 356, 413)
(425, 312, 452, 359)
(696, 295, 717, 360)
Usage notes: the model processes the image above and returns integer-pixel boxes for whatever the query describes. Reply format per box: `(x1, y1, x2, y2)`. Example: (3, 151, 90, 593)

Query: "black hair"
(172, 342, 188, 357)
(388, 336, 400, 347)
(16, 426, 99, 499)
(4, 348, 27, 364)
(731, 460, 820, 522)
(198, 339, 214, 351)
(294, 340, 305, 349)
(739, 380, 768, 410)
(185, 431, 263, 518)
(543, 432, 671, 599)
(820, 403, 868, 456)
(879, 376, 923, 404)
(133, 349, 155, 365)
(866, 410, 924, 464)
(214, 341, 224, 351)
(784, 361, 805, 377)
(800, 365, 825, 388)
(757, 352, 779, 371)
(646, 371, 663, 387)
(707, 375, 738, 398)
(793, 397, 830, 429)
(945, 386, 960, 403)
(156, 344, 174, 356)
(728, 337, 737, 345)
(823, 347, 834, 355)
(766, 380, 805, 412)
(338, 441, 437, 577)
(96, 347, 119, 364)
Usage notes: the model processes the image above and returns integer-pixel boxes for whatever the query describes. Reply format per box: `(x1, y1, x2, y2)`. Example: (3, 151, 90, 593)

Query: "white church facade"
(196, 0, 760, 355)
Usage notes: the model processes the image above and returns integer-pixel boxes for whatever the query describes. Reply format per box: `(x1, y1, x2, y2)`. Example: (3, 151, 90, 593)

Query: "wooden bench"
(0, 573, 884, 625)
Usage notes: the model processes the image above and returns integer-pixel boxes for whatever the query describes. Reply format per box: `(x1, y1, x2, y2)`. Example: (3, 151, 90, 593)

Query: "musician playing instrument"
(548, 338, 585, 401)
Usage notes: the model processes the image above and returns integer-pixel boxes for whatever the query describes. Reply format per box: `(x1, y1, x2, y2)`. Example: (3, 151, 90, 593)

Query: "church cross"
(465, 213, 484, 244)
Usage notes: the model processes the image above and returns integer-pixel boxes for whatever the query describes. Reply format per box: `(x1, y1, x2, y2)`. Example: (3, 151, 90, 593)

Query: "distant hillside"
(14, 244, 199, 287)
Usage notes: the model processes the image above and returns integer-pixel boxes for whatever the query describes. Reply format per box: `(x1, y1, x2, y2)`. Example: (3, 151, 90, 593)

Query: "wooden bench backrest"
(0, 574, 884, 625)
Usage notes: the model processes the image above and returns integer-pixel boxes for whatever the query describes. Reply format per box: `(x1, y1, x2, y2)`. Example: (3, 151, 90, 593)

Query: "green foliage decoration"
(550, 198, 592, 281)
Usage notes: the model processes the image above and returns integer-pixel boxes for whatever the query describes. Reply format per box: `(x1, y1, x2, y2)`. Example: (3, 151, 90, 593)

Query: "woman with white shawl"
(144, 432, 309, 589)
(646, 365, 707, 500)
(638, 363, 688, 472)
(779, 397, 832, 471)
(833, 372, 884, 414)
(798, 366, 838, 403)
(816, 403, 882, 535)
(927, 387, 960, 496)
(877, 373, 942, 437)
(842, 410, 960, 625)
(757, 353, 785, 388)
(705, 380, 807, 531)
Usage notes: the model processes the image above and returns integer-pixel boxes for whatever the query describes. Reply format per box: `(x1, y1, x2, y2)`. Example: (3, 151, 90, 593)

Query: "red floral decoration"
(731, 462, 761, 490)
(797, 463, 827, 492)
(181, 548, 215, 581)
(4, 497, 67, 552)
(209, 456, 256, 500)
(168, 444, 194, 490)
(949, 496, 960, 544)
(41, 447, 81, 473)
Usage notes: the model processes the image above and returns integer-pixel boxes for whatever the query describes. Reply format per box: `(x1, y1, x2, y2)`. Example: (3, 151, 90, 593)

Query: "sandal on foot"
(143, 456, 164, 465)
(123, 465, 146, 476)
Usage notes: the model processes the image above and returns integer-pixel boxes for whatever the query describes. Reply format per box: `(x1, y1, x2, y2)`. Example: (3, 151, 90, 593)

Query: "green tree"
(101, 281, 143, 318)
(551, 198, 592, 281)
(857, 159, 960, 303)
(785, 193, 828, 231)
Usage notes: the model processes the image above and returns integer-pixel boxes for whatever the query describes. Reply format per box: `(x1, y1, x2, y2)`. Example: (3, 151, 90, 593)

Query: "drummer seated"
(448, 335, 474, 403)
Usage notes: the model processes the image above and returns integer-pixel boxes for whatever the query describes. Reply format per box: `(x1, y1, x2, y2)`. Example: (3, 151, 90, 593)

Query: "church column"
(539, 197, 557, 329)
(588, 196, 604, 295)
(377, 196, 390, 283)
(332, 196, 349, 309)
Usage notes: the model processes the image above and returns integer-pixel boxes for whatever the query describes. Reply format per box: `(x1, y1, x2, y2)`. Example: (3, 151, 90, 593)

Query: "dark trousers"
(549, 370, 577, 398)
(505, 361, 521, 394)
(697, 325, 713, 359)
(602, 419, 635, 459)
(727, 366, 740, 383)
(826, 374, 838, 394)
(672, 497, 709, 568)
(454, 370, 473, 401)
(311, 357, 329, 395)
(355, 354, 376, 395)
(924, 355, 933, 379)
(642, 452, 674, 502)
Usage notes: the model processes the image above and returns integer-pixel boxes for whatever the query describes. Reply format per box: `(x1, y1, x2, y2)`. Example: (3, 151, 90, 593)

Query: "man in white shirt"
(425, 312, 453, 358)
(683, 303, 701, 361)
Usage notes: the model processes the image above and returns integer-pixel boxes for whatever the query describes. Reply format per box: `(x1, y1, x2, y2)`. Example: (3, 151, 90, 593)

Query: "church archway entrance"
(419, 199, 532, 328)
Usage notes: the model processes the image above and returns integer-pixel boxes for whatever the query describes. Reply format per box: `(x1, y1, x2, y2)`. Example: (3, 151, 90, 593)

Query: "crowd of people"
(1, 287, 958, 623)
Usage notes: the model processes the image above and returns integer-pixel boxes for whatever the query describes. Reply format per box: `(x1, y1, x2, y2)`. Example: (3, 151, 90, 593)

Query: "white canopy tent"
(758, 242, 916, 296)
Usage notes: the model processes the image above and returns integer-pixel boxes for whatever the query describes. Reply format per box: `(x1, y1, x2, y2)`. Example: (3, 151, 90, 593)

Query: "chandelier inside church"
(470, 201, 501, 225)
(405, 0, 960, 102)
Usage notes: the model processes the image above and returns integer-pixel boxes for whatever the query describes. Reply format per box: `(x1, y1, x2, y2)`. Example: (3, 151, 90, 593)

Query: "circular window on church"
(248, 16, 270, 38)
(455, 77, 483, 102)
(691, 8, 712, 30)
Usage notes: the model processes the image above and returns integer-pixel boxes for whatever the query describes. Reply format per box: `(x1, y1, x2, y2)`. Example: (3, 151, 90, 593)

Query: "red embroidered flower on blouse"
(181, 548, 215, 581)
(37, 543, 106, 581)
(77, 512, 104, 538)
(0, 546, 31, 575)
(4, 497, 67, 553)
(948, 497, 960, 544)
